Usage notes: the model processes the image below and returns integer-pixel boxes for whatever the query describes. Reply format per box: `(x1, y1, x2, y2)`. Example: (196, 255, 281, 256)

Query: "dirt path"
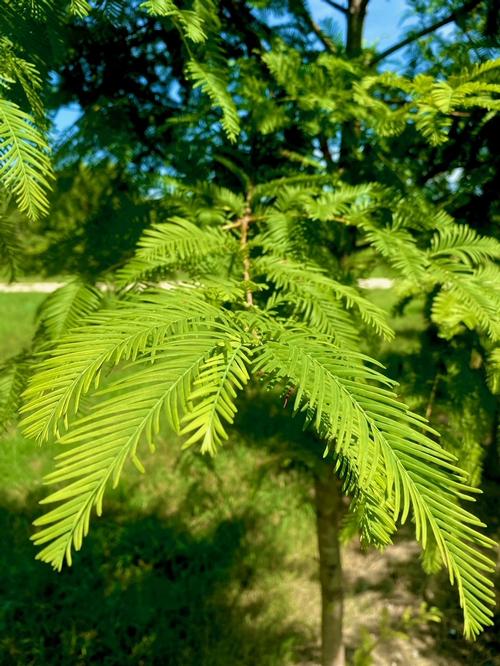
(0, 282, 65, 293)
(0, 278, 394, 293)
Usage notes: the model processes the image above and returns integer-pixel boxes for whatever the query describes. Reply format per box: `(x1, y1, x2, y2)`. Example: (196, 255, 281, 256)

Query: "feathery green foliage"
(141, 0, 207, 43)
(35, 279, 104, 341)
(0, 98, 52, 220)
(0, 352, 30, 431)
(142, 0, 240, 142)
(4, 0, 500, 647)
(69, 0, 91, 17)
(20, 168, 500, 639)
(0, 188, 23, 280)
(0, 29, 53, 219)
(186, 60, 240, 142)
(118, 217, 238, 284)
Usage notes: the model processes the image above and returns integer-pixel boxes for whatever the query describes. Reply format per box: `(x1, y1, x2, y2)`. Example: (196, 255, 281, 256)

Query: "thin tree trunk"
(314, 6, 366, 665)
(339, 0, 369, 169)
(483, 398, 500, 482)
(314, 471, 345, 666)
(339, 0, 369, 270)
(346, 0, 368, 57)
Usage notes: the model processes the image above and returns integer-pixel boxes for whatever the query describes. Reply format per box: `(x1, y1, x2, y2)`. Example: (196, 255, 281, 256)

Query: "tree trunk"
(314, 471, 345, 666)
(339, 0, 369, 168)
(483, 398, 500, 482)
(313, 7, 366, 665)
(346, 0, 368, 57)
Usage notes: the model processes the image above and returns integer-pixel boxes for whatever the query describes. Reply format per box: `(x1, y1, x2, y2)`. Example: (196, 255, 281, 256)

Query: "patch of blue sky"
(52, 104, 82, 137)
(309, 0, 409, 49)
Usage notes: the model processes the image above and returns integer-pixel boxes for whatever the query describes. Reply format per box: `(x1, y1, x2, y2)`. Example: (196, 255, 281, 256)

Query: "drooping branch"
(309, 17, 339, 53)
(370, 0, 483, 65)
(320, 0, 348, 16)
(290, 0, 338, 52)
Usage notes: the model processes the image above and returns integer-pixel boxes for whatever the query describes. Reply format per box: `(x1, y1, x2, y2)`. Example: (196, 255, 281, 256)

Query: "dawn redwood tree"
(1, 2, 500, 665)
(19, 173, 500, 666)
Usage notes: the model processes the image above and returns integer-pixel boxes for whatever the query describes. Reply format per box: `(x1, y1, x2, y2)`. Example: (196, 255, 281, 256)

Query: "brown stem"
(425, 373, 440, 421)
(296, 0, 337, 53)
(240, 190, 253, 307)
(319, 135, 335, 170)
(309, 17, 338, 53)
(315, 470, 345, 666)
(290, 0, 338, 52)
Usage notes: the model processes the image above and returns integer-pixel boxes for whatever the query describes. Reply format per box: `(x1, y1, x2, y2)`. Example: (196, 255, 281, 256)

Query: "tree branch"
(320, 0, 348, 15)
(306, 14, 339, 52)
(290, 0, 338, 52)
(319, 135, 335, 169)
(240, 188, 254, 307)
(370, 0, 483, 65)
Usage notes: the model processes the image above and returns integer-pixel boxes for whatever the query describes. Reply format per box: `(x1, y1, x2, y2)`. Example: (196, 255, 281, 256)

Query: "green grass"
(0, 427, 317, 665)
(0, 289, 318, 664)
(0, 293, 46, 360)
(0, 294, 318, 665)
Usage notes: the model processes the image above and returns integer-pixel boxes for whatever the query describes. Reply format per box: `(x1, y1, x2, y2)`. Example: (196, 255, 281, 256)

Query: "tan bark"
(314, 472, 345, 666)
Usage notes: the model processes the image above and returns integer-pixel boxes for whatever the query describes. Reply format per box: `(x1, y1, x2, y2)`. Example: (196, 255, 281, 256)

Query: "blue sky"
(54, 105, 81, 135)
(362, 0, 409, 46)
(310, 0, 409, 49)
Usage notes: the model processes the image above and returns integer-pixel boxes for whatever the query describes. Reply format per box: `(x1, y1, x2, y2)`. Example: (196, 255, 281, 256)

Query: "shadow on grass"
(232, 385, 324, 473)
(0, 490, 306, 666)
(346, 516, 500, 666)
(420, 478, 500, 666)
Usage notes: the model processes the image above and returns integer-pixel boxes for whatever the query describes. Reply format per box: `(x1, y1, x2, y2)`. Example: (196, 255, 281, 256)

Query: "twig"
(320, 0, 348, 15)
(223, 220, 242, 230)
(283, 386, 296, 408)
(223, 215, 265, 229)
(425, 373, 441, 421)
(370, 0, 482, 65)
(240, 188, 254, 306)
(297, 1, 338, 53)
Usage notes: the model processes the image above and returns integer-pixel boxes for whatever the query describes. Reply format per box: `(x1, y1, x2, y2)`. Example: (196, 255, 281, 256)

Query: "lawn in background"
(0, 293, 46, 361)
